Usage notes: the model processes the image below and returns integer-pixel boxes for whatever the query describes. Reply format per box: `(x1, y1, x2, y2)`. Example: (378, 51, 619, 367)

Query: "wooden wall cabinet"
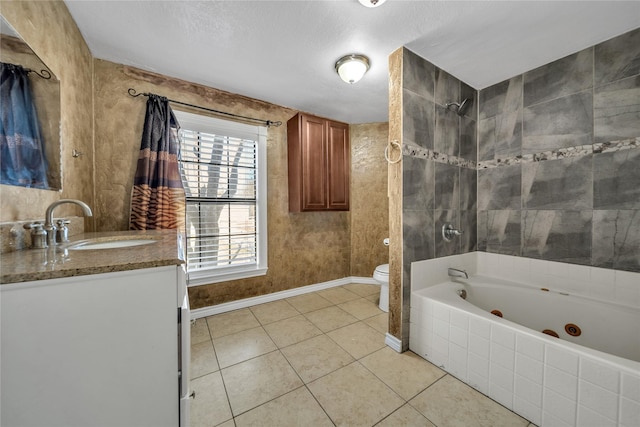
(287, 112, 350, 212)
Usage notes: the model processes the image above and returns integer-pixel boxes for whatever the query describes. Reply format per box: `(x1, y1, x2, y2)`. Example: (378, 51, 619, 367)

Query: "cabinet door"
(301, 114, 328, 210)
(0, 267, 179, 427)
(327, 120, 350, 210)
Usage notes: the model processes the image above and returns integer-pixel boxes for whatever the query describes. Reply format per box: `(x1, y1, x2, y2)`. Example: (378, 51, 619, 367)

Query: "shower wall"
(391, 27, 639, 348)
(389, 48, 478, 346)
(477, 27, 640, 273)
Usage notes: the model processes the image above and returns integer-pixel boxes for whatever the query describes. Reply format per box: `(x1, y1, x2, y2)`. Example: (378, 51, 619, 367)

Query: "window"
(174, 110, 267, 285)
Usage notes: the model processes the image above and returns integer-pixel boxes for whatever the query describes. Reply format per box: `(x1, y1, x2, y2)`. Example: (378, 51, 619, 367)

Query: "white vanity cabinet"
(1, 265, 189, 427)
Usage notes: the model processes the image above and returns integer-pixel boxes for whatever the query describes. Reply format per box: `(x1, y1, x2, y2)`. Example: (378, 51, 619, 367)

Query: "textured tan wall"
(387, 48, 404, 341)
(93, 60, 354, 308)
(2, 2, 390, 308)
(0, 1, 94, 224)
(349, 123, 389, 277)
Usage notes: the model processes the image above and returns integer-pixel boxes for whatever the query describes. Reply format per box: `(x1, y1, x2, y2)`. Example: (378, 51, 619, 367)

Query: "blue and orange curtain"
(129, 94, 185, 230)
(0, 62, 48, 189)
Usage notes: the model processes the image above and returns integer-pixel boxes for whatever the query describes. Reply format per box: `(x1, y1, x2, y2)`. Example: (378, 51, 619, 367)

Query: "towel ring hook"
(384, 140, 402, 164)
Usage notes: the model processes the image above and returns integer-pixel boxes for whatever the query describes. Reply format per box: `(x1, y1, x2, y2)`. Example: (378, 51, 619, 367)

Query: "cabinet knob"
(189, 391, 196, 399)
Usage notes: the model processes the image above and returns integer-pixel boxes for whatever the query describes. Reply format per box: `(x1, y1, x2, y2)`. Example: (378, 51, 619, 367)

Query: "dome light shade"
(358, 0, 387, 7)
(335, 54, 370, 84)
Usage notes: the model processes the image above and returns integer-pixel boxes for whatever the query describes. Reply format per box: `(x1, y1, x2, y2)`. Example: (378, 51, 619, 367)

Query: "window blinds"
(178, 127, 258, 271)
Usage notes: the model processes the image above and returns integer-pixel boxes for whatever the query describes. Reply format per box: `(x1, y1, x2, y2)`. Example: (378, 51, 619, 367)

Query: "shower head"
(445, 98, 472, 117)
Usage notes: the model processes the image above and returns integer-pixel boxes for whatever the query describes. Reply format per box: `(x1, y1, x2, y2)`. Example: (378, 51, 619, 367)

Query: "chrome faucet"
(448, 268, 469, 279)
(442, 223, 464, 242)
(44, 199, 93, 246)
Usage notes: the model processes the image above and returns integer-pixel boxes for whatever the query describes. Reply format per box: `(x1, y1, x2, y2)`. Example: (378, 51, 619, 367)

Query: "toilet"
(373, 263, 389, 312)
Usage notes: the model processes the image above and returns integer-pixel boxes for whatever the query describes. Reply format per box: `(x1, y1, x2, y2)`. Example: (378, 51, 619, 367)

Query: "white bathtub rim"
(412, 281, 640, 375)
(463, 274, 640, 314)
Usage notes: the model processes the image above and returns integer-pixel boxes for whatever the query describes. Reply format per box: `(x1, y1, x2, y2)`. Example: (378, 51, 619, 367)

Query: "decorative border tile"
(402, 141, 476, 170)
(401, 137, 639, 171)
(593, 137, 639, 154)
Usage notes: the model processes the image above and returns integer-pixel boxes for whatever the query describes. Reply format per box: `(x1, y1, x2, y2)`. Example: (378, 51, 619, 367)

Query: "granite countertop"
(0, 230, 184, 285)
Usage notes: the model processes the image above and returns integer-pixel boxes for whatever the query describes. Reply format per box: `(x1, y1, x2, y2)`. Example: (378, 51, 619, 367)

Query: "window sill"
(187, 267, 268, 287)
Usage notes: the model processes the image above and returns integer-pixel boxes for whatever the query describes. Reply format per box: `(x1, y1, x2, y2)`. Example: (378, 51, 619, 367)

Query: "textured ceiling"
(64, 0, 640, 124)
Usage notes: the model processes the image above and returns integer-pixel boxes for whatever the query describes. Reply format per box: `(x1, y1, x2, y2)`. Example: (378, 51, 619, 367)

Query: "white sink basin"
(68, 238, 158, 250)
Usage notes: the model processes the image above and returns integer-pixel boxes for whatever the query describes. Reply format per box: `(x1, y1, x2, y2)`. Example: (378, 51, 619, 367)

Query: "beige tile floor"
(190, 283, 536, 427)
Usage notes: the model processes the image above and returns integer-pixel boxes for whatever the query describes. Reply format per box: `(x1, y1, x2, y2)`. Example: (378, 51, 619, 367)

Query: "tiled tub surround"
(394, 27, 639, 351)
(477, 28, 640, 273)
(398, 48, 478, 348)
(409, 252, 640, 427)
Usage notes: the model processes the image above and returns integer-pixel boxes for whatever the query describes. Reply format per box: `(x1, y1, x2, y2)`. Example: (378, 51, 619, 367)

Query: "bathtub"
(410, 276, 640, 427)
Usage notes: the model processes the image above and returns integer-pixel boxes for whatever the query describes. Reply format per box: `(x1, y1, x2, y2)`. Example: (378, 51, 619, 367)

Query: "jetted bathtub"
(410, 276, 640, 427)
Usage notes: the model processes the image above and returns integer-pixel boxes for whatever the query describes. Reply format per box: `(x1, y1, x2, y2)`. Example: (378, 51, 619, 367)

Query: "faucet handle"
(56, 219, 71, 228)
(23, 222, 48, 249)
(442, 223, 464, 242)
(56, 219, 71, 243)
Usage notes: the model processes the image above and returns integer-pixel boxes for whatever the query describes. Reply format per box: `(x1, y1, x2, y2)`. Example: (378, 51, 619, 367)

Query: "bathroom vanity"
(0, 230, 190, 427)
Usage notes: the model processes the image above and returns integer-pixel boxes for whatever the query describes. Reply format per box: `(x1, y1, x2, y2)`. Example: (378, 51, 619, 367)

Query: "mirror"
(0, 15, 61, 190)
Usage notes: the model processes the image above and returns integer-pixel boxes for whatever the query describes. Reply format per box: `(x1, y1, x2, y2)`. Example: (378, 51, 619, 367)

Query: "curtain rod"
(1, 62, 52, 80)
(127, 88, 282, 127)
(26, 68, 52, 80)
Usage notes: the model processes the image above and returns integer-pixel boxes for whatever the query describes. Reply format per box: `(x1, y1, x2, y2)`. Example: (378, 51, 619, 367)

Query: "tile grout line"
(204, 292, 351, 423)
(277, 335, 339, 426)
(193, 286, 390, 426)
(205, 318, 234, 427)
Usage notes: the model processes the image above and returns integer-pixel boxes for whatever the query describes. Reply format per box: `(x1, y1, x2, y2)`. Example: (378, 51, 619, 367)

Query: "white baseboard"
(190, 276, 378, 319)
(385, 333, 402, 353)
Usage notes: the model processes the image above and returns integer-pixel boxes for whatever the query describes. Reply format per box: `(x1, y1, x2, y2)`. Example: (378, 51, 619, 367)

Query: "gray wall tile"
(522, 156, 593, 210)
(592, 210, 640, 272)
(479, 76, 522, 120)
(594, 75, 640, 143)
(478, 76, 523, 159)
(403, 48, 435, 101)
(460, 210, 477, 253)
(460, 167, 477, 211)
(478, 165, 521, 210)
(524, 49, 593, 107)
(594, 149, 640, 209)
(477, 210, 521, 256)
(435, 105, 459, 156)
(522, 210, 592, 264)
(403, 208, 435, 263)
(460, 115, 477, 161)
(435, 69, 460, 108)
(403, 156, 434, 210)
(478, 117, 496, 161)
(522, 90, 593, 153)
(494, 109, 523, 159)
(403, 89, 435, 150)
(434, 162, 459, 210)
(595, 27, 640, 87)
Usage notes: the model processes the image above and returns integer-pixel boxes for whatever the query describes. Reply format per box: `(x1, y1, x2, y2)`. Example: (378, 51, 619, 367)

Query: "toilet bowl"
(373, 263, 389, 312)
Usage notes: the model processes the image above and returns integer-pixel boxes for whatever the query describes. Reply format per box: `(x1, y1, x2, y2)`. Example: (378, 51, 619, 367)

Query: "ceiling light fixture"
(335, 54, 370, 84)
(358, 0, 387, 7)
